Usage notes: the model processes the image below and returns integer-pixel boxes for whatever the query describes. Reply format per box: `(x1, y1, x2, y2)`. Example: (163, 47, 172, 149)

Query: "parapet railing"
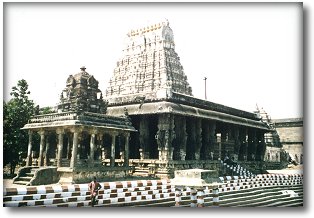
(27, 111, 134, 130)
(28, 112, 77, 123)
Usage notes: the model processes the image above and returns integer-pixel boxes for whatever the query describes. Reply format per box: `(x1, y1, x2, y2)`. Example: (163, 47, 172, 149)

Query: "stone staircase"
(176, 174, 303, 207)
(61, 159, 70, 167)
(218, 185, 303, 207)
(13, 167, 39, 186)
(220, 160, 255, 177)
(3, 174, 303, 207)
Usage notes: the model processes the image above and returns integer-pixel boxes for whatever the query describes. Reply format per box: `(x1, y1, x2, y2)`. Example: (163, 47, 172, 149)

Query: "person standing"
(88, 176, 102, 207)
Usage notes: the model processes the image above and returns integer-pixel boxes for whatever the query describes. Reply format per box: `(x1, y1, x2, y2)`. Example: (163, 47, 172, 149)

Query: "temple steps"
(218, 185, 303, 207)
(3, 174, 303, 207)
(13, 177, 33, 186)
(12, 167, 38, 186)
(12, 180, 30, 186)
(18, 176, 33, 181)
(221, 160, 255, 177)
(171, 184, 303, 207)
(60, 159, 70, 167)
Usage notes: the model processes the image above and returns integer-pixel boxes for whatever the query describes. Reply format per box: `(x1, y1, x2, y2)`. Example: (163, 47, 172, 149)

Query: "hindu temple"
(17, 19, 291, 185)
(104, 19, 274, 178)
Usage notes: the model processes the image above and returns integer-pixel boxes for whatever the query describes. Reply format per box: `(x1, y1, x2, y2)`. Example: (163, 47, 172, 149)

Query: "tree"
(3, 79, 36, 175)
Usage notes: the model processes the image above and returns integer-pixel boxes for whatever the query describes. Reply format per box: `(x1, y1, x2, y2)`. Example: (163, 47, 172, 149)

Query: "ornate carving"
(105, 20, 193, 104)
(57, 67, 108, 114)
(66, 75, 76, 88)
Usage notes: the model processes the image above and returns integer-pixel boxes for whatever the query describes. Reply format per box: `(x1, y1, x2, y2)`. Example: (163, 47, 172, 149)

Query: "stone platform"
(171, 168, 220, 187)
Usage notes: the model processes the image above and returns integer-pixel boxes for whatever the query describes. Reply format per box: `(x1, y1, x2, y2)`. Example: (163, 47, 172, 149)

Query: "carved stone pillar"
(70, 129, 79, 169)
(194, 119, 202, 160)
(139, 116, 150, 159)
(44, 135, 50, 166)
(221, 128, 228, 158)
(174, 116, 187, 160)
(181, 117, 187, 161)
(208, 121, 216, 160)
(156, 114, 175, 161)
(186, 118, 196, 160)
(124, 132, 130, 167)
(244, 130, 248, 161)
(173, 116, 180, 160)
(111, 132, 118, 167)
(56, 129, 64, 167)
(38, 130, 46, 167)
(216, 133, 222, 160)
(201, 121, 209, 160)
(66, 133, 72, 160)
(227, 125, 235, 155)
(248, 129, 257, 161)
(253, 130, 258, 160)
(26, 130, 33, 166)
(89, 130, 97, 162)
(233, 126, 240, 161)
(256, 131, 266, 161)
(97, 133, 103, 160)
(168, 114, 175, 160)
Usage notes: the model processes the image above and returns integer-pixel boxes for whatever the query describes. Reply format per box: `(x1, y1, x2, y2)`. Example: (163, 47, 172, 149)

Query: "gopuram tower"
(105, 19, 193, 104)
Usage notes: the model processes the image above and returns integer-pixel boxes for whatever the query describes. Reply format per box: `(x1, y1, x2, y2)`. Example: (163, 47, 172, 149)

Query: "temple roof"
(272, 118, 303, 128)
(22, 67, 136, 133)
(22, 111, 136, 132)
(106, 99, 271, 131)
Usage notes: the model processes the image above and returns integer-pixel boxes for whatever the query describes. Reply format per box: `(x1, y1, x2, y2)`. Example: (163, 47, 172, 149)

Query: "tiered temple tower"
(58, 66, 108, 113)
(105, 19, 193, 104)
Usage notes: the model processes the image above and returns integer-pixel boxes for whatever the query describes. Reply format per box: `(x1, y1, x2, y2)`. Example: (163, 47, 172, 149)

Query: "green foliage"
(3, 79, 35, 174)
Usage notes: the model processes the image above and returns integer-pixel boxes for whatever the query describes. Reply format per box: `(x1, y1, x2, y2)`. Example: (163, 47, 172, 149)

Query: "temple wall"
(274, 119, 303, 164)
(276, 126, 303, 144)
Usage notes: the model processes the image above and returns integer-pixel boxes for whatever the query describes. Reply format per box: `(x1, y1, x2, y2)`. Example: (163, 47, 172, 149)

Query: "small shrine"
(19, 67, 136, 184)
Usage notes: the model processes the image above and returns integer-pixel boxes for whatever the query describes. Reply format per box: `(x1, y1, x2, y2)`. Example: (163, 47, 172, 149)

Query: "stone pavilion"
(20, 67, 136, 184)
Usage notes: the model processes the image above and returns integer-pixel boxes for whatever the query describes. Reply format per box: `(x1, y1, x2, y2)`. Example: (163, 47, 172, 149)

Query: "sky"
(4, 2, 303, 119)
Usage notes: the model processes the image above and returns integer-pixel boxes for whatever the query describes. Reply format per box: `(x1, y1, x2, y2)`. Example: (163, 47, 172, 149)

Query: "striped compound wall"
(174, 174, 303, 207)
(3, 180, 175, 207)
(3, 174, 303, 207)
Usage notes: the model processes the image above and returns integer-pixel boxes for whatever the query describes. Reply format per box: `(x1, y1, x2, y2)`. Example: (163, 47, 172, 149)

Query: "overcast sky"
(4, 3, 302, 119)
